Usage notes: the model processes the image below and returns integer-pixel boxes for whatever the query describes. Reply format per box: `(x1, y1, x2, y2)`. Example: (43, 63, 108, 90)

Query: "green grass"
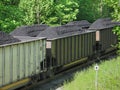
(63, 57, 120, 90)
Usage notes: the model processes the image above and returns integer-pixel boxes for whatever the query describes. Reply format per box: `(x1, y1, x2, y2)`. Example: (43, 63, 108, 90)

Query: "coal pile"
(10, 24, 49, 37)
(114, 22, 120, 26)
(89, 18, 118, 30)
(37, 25, 86, 39)
(0, 31, 20, 45)
(66, 20, 91, 29)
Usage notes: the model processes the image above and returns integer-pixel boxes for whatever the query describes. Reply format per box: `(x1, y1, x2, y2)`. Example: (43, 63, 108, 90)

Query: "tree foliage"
(103, 0, 120, 20)
(19, 0, 53, 25)
(77, 0, 111, 22)
(19, 0, 79, 25)
(0, 0, 20, 5)
(44, 0, 79, 25)
(0, 2, 23, 33)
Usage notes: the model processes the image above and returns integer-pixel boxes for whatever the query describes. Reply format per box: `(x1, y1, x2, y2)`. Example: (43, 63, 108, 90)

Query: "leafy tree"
(19, 0, 79, 25)
(0, 2, 23, 33)
(19, 0, 54, 25)
(77, 0, 110, 22)
(46, 0, 79, 25)
(103, 0, 120, 20)
(0, 0, 20, 5)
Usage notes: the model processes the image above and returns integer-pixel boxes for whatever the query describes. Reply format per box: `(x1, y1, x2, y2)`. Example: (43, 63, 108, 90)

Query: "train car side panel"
(0, 37, 46, 88)
(49, 31, 96, 69)
(19, 44, 25, 79)
(100, 28, 117, 52)
(0, 48, 2, 86)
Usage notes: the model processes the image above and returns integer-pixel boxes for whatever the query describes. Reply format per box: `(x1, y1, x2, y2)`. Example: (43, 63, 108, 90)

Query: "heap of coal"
(10, 24, 49, 37)
(89, 18, 118, 30)
(37, 25, 86, 39)
(0, 31, 20, 45)
(114, 21, 120, 26)
(66, 20, 91, 29)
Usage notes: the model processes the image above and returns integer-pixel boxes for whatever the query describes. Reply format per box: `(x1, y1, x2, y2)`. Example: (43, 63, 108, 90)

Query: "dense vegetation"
(1, 0, 118, 33)
(63, 57, 120, 90)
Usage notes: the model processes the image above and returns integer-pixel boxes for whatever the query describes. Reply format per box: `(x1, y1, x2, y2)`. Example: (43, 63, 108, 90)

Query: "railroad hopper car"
(0, 36, 46, 90)
(37, 25, 96, 72)
(89, 18, 118, 54)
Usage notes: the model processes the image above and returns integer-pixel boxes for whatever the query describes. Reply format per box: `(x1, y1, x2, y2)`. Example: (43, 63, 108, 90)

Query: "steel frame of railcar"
(46, 31, 96, 70)
(96, 28, 117, 53)
(0, 37, 46, 89)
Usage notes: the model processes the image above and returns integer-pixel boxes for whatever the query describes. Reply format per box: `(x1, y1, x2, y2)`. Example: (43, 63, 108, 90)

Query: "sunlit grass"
(63, 57, 120, 90)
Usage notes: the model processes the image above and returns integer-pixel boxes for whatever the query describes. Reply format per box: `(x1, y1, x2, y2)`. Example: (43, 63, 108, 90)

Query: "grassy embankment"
(63, 57, 120, 90)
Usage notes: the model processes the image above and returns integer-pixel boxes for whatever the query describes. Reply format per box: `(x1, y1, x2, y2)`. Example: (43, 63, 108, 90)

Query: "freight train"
(0, 18, 119, 90)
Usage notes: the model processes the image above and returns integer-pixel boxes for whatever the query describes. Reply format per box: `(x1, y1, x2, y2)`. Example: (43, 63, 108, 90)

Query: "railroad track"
(19, 50, 117, 90)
